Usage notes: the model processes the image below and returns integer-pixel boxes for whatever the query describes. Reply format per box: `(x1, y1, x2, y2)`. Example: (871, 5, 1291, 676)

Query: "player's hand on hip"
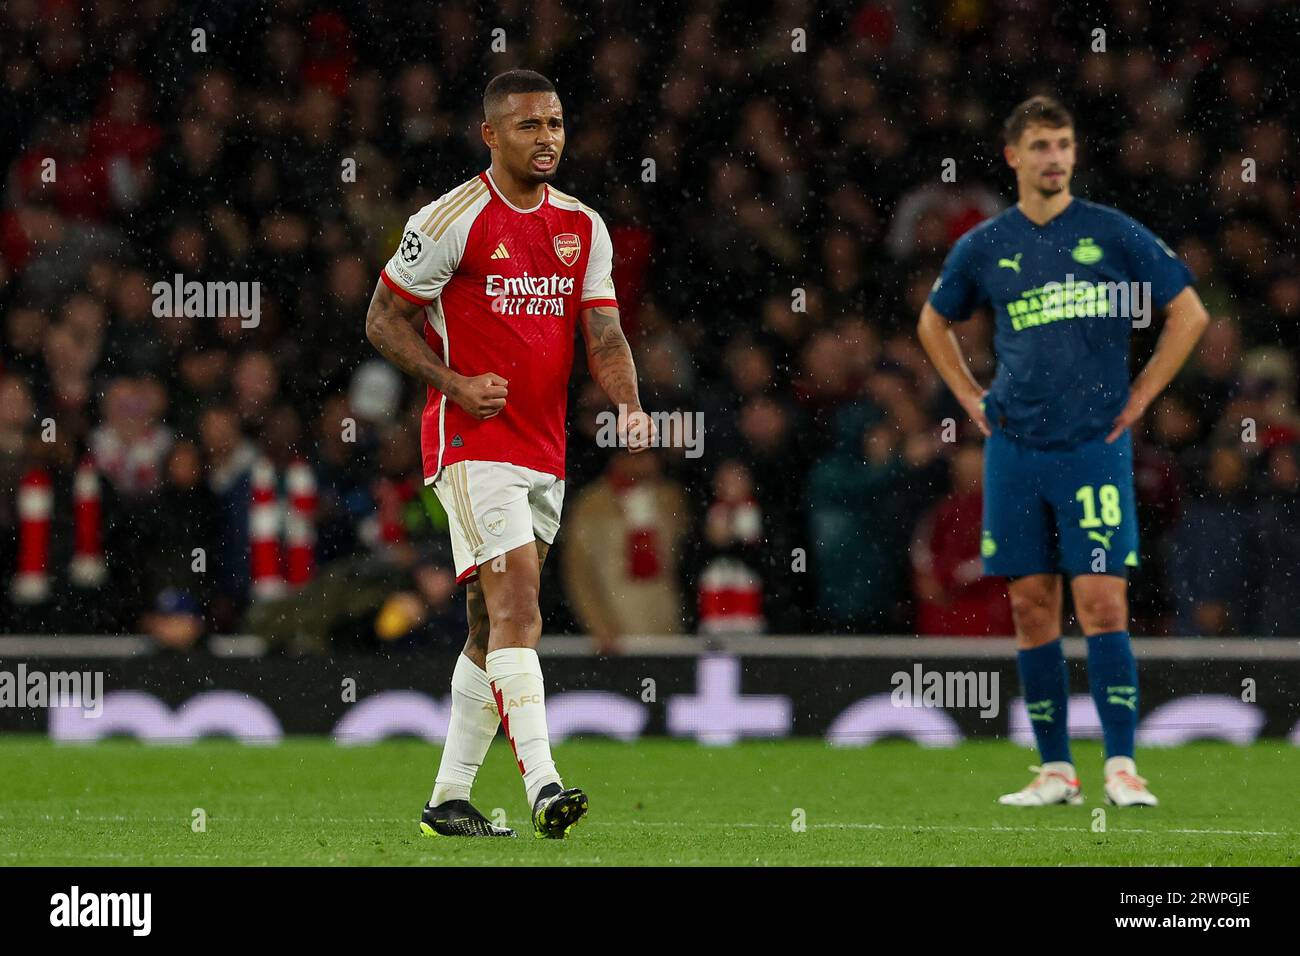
(960, 388, 992, 437)
(620, 406, 657, 453)
(1106, 388, 1152, 443)
(452, 373, 509, 420)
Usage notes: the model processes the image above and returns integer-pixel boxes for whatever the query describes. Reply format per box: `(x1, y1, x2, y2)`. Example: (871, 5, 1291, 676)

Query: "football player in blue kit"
(918, 96, 1209, 807)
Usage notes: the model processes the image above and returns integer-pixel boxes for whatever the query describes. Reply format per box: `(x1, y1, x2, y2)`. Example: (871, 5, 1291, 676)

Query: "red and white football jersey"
(380, 168, 618, 483)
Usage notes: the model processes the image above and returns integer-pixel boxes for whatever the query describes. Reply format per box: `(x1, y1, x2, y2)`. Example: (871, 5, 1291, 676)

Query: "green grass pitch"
(1, 737, 1296, 866)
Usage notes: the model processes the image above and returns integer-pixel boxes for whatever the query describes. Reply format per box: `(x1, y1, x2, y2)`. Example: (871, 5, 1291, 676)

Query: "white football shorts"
(432, 460, 565, 583)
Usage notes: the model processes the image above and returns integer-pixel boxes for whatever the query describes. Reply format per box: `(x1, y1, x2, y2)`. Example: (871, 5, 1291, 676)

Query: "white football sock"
(486, 646, 561, 807)
(430, 654, 500, 806)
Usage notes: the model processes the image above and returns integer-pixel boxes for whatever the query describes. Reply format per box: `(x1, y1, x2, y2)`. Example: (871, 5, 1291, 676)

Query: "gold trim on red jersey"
(419, 177, 481, 233)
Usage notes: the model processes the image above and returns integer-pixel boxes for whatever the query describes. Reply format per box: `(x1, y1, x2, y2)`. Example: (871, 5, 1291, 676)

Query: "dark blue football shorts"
(981, 423, 1138, 579)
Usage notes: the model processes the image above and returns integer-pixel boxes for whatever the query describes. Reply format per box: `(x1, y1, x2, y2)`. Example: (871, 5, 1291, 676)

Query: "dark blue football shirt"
(928, 197, 1194, 449)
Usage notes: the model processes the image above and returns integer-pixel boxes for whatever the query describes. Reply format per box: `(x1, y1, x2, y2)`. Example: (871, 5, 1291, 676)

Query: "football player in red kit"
(366, 70, 655, 838)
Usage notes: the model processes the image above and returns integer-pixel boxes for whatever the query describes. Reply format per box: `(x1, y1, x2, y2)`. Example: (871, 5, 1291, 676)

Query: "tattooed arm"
(580, 304, 655, 452)
(365, 280, 507, 420)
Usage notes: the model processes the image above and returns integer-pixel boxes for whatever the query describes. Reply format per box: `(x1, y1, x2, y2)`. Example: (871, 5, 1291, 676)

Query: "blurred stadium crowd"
(1, 0, 1296, 648)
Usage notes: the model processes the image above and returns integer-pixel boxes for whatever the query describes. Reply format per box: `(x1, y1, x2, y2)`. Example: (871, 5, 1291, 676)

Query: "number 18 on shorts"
(981, 430, 1139, 578)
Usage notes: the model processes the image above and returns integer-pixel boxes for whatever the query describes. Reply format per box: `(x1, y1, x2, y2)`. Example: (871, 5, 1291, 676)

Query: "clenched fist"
(449, 373, 509, 420)
(620, 406, 657, 453)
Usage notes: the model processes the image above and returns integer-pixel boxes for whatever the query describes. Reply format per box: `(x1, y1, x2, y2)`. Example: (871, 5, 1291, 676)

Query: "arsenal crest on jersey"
(553, 233, 581, 266)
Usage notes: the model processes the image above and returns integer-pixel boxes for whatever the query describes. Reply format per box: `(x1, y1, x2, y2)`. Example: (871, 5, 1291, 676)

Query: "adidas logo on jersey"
(451, 435, 464, 447)
(490, 243, 510, 259)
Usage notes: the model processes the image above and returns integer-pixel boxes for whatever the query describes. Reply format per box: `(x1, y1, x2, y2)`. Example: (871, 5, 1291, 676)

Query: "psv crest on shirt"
(553, 232, 581, 266)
